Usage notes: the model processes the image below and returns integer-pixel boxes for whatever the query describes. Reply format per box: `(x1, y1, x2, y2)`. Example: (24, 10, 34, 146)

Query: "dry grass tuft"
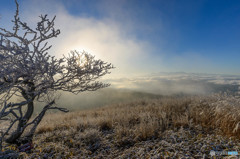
(36, 93, 240, 142)
(3, 93, 239, 158)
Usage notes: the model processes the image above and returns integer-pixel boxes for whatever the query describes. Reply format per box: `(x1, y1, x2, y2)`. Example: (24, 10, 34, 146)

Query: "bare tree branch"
(0, 0, 113, 148)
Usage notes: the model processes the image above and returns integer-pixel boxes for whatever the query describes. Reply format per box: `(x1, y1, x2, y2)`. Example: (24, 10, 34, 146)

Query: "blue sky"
(0, 0, 240, 76)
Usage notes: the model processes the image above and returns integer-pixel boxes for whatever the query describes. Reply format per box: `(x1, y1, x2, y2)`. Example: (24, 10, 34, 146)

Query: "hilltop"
(3, 93, 239, 158)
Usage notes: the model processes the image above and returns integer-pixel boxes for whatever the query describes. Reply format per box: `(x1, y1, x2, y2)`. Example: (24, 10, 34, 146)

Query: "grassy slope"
(33, 88, 163, 114)
(13, 93, 240, 158)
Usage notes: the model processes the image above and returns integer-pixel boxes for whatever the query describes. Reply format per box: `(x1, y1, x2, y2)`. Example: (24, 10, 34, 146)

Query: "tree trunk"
(5, 101, 34, 145)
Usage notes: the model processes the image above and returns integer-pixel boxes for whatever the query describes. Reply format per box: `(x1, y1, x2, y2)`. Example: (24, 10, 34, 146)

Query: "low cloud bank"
(34, 72, 240, 111)
(106, 72, 240, 95)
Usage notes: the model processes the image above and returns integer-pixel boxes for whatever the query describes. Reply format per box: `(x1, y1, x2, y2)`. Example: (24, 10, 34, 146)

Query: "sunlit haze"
(1, 0, 240, 94)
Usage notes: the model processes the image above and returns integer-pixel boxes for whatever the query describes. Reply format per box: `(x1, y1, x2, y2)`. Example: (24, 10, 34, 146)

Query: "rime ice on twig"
(0, 0, 113, 148)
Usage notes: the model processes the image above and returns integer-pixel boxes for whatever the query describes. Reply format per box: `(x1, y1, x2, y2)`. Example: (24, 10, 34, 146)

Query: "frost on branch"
(0, 0, 113, 148)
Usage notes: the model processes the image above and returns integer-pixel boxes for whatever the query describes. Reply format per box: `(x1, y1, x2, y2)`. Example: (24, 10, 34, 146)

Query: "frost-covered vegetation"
(1, 93, 239, 158)
(0, 0, 113, 147)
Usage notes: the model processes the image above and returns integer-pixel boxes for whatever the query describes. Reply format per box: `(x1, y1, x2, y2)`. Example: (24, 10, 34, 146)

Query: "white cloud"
(17, 0, 153, 78)
(107, 72, 240, 95)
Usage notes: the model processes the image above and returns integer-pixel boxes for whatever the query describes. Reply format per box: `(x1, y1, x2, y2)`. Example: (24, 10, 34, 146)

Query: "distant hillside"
(34, 81, 239, 114)
(33, 88, 162, 114)
(58, 88, 163, 110)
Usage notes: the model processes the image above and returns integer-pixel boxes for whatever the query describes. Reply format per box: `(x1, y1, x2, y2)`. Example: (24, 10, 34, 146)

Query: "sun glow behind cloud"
(16, 0, 154, 78)
(1, 0, 240, 79)
(1, 0, 240, 111)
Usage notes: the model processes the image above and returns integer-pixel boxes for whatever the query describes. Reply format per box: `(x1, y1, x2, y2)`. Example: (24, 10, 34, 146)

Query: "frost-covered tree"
(0, 0, 113, 147)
